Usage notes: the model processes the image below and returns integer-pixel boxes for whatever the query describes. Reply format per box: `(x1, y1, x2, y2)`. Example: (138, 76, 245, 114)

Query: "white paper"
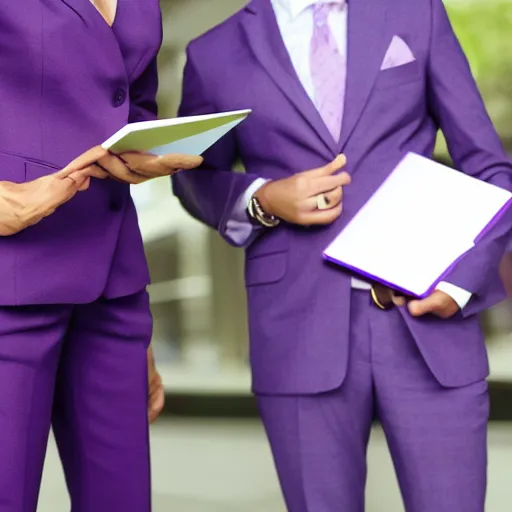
(102, 109, 251, 156)
(324, 152, 512, 297)
(149, 119, 242, 156)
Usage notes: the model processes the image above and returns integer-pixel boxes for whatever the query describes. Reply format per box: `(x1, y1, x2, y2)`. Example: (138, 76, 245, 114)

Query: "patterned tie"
(310, 2, 346, 142)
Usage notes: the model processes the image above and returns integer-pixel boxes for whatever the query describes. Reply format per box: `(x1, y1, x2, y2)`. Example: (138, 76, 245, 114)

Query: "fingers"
(149, 383, 165, 424)
(307, 186, 343, 211)
(75, 165, 110, 180)
(148, 368, 165, 423)
(97, 152, 147, 184)
(311, 172, 351, 196)
(155, 153, 203, 170)
(48, 178, 82, 208)
(324, 186, 343, 208)
(307, 154, 347, 176)
(119, 152, 203, 179)
(391, 292, 407, 307)
(305, 204, 343, 225)
(57, 145, 109, 178)
(408, 290, 448, 317)
(77, 177, 91, 192)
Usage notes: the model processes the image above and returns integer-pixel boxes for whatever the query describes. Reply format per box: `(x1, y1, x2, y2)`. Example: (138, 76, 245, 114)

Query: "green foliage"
(435, 0, 512, 157)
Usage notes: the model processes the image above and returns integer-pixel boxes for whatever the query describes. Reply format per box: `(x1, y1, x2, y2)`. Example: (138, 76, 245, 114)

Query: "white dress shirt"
(226, 0, 472, 309)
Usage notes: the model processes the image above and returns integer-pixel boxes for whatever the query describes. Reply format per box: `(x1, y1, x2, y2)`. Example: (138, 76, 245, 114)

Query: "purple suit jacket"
(0, 0, 162, 305)
(173, 0, 512, 393)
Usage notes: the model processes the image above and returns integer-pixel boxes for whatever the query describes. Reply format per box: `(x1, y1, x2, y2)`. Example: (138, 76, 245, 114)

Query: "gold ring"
(316, 193, 330, 210)
(370, 287, 387, 310)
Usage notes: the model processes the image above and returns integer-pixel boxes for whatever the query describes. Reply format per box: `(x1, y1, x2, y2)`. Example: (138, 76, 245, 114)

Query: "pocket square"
(380, 35, 415, 70)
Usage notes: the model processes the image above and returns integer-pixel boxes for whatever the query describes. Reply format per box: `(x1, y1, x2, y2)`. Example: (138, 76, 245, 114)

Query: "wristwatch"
(247, 195, 280, 228)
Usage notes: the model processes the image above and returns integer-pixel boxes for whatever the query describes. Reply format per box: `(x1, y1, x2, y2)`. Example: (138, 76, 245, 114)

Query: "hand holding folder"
(323, 153, 512, 298)
(95, 109, 251, 184)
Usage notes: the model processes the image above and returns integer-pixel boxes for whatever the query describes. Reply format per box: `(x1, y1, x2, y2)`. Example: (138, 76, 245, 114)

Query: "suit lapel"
(59, 0, 90, 23)
(338, 0, 390, 151)
(61, 0, 118, 29)
(241, 0, 337, 155)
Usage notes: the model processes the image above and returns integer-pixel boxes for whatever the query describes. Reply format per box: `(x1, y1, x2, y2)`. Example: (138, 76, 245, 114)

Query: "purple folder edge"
(322, 154, 512, 298)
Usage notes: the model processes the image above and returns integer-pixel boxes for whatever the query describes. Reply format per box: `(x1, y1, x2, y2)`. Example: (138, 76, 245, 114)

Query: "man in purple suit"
(0, 1, 202, 511)
(173, 0, 512, 510)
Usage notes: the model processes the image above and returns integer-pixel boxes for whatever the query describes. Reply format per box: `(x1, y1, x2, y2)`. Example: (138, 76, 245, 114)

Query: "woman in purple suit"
(0, 1, 200, 510)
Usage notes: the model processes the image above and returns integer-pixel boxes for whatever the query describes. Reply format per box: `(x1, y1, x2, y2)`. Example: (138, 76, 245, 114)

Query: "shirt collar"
(273, 0, 346, 19)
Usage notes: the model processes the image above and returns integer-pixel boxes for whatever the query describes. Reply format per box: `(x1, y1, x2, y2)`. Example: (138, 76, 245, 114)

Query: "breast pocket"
(374, 61, 421, 90)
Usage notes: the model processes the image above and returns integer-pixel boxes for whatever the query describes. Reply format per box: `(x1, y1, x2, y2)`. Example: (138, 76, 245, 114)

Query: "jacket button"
(110, 197, 123, 211)
(113, 88, 126, 107)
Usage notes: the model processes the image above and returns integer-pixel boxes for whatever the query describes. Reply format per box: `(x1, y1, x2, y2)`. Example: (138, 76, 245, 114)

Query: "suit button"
(110, 198, 123, 211)
(113, 88, 126, 107)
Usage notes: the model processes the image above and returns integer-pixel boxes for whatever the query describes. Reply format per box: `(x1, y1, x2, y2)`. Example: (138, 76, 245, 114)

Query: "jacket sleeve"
(427, 0, 512, 316)
(171, 46, 259, 245)
(129, 58, 159, 122)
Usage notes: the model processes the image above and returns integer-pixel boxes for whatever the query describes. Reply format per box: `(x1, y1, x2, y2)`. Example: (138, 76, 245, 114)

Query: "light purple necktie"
(310, 2, 346, 142)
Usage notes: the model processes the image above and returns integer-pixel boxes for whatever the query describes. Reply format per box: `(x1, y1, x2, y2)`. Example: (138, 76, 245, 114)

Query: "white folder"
(323, 152, 512, 298)
(102, 109, 251, 156)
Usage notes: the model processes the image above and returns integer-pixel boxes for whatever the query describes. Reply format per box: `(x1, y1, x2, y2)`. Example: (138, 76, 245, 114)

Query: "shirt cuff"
(224, 178, 268, 247)
(436, 281, 472, 310)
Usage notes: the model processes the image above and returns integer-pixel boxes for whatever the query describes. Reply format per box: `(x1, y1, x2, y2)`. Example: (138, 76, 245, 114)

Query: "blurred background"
(40, 0, 512, 510)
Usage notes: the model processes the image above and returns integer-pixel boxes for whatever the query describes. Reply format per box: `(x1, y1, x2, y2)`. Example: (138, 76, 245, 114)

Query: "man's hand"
(94, 150, 204, 185)
(255, 154, 351, 226)
(147, 346, 165, 424)
(405, 290, 460, 319)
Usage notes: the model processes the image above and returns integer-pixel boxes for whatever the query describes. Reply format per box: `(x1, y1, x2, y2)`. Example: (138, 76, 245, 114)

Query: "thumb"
(408, 291, 443, 317)
(309, 154, 347, 177)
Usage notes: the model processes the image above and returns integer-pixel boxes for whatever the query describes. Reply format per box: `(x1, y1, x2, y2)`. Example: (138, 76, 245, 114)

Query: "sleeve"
(435, 281, 472, 310)
(225, 178, 268, 247)
(129, 58, 159, 122)
(171, 45, 260, 246)
(426, 0, 512, 316)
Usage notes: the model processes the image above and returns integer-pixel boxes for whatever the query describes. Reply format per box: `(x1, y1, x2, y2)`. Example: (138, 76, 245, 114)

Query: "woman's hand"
(147, 346, 165, 424)
(0, 146, 109, 236)
(94, 151, 203, 185)
(0, 173, 87, 236)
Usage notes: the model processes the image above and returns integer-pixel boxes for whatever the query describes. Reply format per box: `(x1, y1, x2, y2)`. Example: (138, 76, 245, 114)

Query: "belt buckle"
(370, 285, 393, 310)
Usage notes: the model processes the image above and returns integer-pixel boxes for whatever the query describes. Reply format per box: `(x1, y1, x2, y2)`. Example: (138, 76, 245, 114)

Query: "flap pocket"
(375, 61, 421, 89)
(0, 151, 59, 183)
(25, 160, 59, 181)
(246, 229, 288, 260)
(0, 151, 27, 184)
(245, 251, 287, 287)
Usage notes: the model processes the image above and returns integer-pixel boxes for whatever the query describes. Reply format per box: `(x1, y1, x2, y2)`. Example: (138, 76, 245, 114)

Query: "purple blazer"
(0, 0, 162, 305)
(173, 0, 512, 394)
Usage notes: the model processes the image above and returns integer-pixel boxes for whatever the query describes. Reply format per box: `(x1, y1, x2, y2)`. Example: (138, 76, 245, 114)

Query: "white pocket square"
(381, 35, 416, 70)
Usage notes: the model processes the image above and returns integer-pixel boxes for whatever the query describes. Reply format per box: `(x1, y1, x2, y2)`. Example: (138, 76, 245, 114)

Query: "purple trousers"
(0, 291, 152, 512)
(257, 291, 489, 512)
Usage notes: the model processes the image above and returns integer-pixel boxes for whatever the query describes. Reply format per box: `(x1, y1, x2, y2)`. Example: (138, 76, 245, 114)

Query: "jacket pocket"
(245, 229, 289, 286)
(245, 251, 288, 287)
(374, 61, 421, 89)
(25, 160, 59, 180)
(0, 150, 59, 183)
(0, 151, 27, 184)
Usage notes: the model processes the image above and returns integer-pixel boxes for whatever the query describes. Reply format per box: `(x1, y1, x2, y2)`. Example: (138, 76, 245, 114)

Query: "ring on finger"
(316, 193, 331, 210)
